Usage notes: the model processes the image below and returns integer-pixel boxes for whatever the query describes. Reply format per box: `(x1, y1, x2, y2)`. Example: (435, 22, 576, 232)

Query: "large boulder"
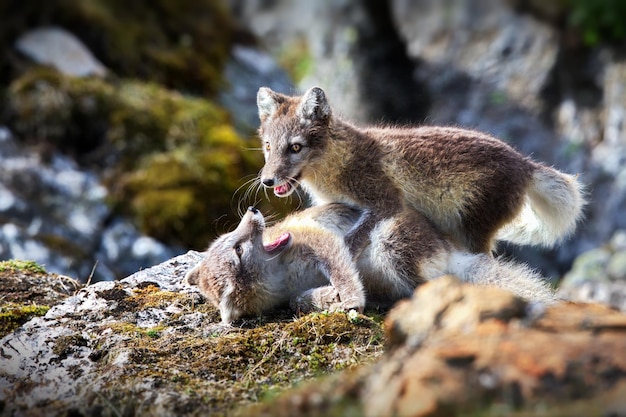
(245, 276, 626, 416)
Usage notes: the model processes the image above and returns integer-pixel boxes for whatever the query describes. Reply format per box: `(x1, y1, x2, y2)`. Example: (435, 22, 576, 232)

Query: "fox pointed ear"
(257, 87, 279, 121)
(300, 86, 331, 122)
(183, 263, 200, 285)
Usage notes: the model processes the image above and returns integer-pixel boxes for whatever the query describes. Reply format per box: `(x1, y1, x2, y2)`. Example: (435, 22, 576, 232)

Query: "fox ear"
(257, 87, 279, 121)
(183, 263, 200, 286)
(300, 86, 331, 122)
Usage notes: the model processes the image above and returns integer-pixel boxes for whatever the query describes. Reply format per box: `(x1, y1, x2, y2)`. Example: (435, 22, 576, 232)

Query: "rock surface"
(0, 253, 385, 417)
(14, 27, 107, 77)
(2, 258, 626, 417)
(0, 128, 181, 282)
(245, 276, 626, 417)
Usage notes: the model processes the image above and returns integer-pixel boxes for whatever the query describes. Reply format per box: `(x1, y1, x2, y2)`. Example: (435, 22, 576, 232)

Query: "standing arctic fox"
(256, 87, 584, 253)
(185, 204, 554, 325)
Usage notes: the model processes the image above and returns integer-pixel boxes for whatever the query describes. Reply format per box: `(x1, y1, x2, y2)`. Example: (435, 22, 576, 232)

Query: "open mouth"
(263, 232, 291, 254)
(273, 176, 300, 197)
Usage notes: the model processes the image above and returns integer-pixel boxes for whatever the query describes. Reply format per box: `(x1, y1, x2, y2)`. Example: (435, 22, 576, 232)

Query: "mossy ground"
(77, 283, 386, 416)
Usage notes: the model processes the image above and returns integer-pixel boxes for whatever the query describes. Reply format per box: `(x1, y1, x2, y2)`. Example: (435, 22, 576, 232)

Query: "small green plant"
(146, 329, 160, 339)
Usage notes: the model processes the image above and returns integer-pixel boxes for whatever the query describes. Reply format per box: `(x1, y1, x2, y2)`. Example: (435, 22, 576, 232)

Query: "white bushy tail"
(446, 251, 556, 303)
(496, 166, 585, 247)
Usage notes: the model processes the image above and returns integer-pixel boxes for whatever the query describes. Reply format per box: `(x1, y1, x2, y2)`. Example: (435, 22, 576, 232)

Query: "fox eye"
(234, 244, 243, 257)
(289, 143, 302, 153)
(265, 142, 271, 152)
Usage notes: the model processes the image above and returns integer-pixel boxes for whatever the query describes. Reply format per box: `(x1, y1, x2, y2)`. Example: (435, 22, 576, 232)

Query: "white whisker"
(265, 252, 284, 262)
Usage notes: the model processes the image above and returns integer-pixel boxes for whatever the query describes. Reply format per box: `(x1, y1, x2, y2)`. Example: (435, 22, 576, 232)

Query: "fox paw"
(290, 286, 341, 313)
(339, 299, 365, 314)
(291, 287, 365, 314)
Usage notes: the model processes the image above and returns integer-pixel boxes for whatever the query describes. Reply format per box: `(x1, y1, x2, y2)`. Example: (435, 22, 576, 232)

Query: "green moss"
(125, 285, 196, 313)
(0, 260, 47, 274)
(91, 306, 385, 416)
(0, 303, 50, 338)
(277, 37, 313, 83)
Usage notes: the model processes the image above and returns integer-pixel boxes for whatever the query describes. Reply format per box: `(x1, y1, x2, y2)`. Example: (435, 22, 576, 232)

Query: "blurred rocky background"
(0, 0, 625, 302)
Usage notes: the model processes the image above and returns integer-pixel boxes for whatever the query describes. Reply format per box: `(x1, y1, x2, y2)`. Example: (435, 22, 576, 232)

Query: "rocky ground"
(0, 255, 386, 416)
(1, 259, 625, 416)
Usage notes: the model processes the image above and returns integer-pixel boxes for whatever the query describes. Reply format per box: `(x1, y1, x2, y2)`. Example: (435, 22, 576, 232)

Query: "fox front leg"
(303, 230, 366, 312)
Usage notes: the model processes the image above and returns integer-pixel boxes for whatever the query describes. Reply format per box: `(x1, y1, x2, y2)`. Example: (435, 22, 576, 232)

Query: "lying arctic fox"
(185, 204, 554, 325)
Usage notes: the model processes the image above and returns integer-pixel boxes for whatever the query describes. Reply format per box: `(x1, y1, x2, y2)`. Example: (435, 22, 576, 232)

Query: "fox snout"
(236, 206, 265, 235)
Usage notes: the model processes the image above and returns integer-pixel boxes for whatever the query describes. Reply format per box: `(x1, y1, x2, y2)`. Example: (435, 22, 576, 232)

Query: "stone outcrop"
(14, 27, 107, 78)
(0, 253, 385, 417)
(245, 276, 626, 417)
(2, 259, 625, 417)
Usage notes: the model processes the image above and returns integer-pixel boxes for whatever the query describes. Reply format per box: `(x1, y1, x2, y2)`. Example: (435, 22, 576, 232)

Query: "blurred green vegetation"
(0, 1, 297, 250)
(7, 67, 269, 249)
(568, 0, 626, 45)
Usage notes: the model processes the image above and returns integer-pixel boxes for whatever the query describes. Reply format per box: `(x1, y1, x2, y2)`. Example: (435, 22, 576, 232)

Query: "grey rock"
(229, 0, 428, 125)
(558, 280, 626, 312)
(0, 129, 182, 282)
(0, 251, 211, 417)
(220, 45, 293, 133)
(559, 229, 626, 311)
(14, 26, 107, 77)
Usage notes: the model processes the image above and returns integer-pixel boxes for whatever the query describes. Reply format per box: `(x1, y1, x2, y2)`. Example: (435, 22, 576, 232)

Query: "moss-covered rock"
(0, 253, 386, 416)
(6, 67, 286, 248)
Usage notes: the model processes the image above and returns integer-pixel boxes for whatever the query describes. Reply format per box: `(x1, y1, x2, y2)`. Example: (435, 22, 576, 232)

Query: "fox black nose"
(248, 206, 259, 214)
(262, 178, 274, 187)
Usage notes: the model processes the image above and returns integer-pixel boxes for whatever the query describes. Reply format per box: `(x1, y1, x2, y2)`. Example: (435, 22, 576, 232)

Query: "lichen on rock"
(0, 253, 385, 416)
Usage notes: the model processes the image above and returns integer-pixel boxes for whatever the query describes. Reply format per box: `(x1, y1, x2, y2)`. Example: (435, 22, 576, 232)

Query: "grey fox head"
(256, 86, 332, 197)
(184, 207, 292, 325)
